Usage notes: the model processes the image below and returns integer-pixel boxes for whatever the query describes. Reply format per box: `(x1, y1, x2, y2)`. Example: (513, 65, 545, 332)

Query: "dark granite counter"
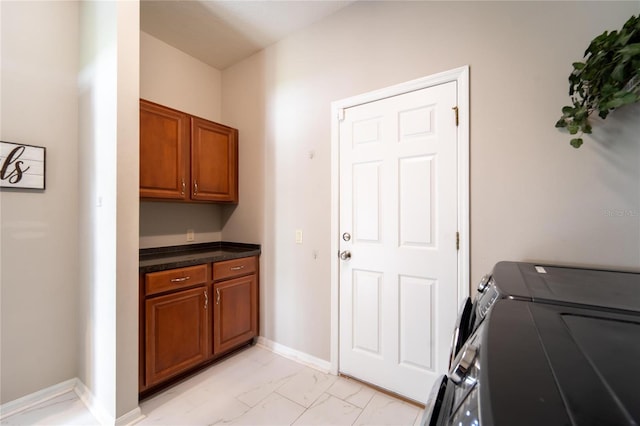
(139, 241, 261, 273)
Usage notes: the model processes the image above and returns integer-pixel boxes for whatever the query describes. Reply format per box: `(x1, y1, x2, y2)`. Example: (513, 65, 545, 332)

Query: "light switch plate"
(295, 229, 303, 244)
(187, 229, 195, 242)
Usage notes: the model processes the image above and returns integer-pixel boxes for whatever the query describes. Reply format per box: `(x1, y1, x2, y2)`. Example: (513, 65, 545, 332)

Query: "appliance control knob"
(451, 345, 478, 385)
(477, 274, 491, 293)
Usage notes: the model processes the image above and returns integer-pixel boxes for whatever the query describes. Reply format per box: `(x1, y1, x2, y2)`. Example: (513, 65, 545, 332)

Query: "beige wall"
(0, 0, 140, 416)
(139, 32, 225, 248)
(77, 0, 140, 420)
(114, 1, 140, 418)
(140, 31, 221, 121)
(0, 0, 79, 404)
(222, 1, 640, 362)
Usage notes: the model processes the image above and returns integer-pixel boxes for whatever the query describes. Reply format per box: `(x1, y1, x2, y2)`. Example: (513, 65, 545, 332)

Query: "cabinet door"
(140, 100, 189, 200)
(191, 117, 238, 203)
(213, 274, 257, 355)
(145, 286, 208, 387)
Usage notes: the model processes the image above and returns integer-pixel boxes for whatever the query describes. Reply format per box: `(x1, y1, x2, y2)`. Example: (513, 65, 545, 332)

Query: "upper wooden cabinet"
(140, 99, 238, 203)
(191, 117, 238, 202)
(140, 100, 189, 200)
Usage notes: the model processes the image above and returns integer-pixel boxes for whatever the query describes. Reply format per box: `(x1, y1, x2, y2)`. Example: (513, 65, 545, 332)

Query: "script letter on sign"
(0, 141, 46, 189)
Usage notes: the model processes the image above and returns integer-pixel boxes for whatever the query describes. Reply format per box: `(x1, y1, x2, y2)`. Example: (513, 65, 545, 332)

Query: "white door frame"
(330, 66, 470, 375)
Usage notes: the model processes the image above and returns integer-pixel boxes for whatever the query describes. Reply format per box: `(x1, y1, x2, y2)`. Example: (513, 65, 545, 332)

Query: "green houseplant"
(556, 15, 640, 148)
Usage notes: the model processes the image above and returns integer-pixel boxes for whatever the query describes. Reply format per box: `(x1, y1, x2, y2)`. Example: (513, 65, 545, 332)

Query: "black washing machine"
(423, 261, 640, 426)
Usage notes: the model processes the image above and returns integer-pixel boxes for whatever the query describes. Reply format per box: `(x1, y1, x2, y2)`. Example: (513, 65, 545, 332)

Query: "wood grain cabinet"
(142, 265, 210, 389)
(140, 256, 259, 395)
(139, 100, 189, 200)
(191, 117, 238, 202)
(140, 99, 238, 203)
(212, 257, 258, 355)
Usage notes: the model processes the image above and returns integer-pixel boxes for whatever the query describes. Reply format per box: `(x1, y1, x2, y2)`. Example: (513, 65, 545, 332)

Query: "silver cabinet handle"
(181, 179, 185, 196)
(193, 180, 198, 196)
(230, 265, 245, 271)
(170, 276, 190, 283)
(339, 251, 351, 261)
(204, 289, 208, 309)
(216, 288, 221, 305)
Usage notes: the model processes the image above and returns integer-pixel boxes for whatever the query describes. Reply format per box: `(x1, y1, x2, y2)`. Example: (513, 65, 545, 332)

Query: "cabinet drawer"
(145, 264, 208, 296)
(213, 257, 256, 281)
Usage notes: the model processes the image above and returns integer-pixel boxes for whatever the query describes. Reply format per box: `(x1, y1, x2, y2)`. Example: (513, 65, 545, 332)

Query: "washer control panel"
(475, 277, 500, 321)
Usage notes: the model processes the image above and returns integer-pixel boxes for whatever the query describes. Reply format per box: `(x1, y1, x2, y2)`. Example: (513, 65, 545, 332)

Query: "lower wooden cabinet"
(213, 274, 258, 355)
(145, 286, 209, 387)
(140, 256, 259, 395)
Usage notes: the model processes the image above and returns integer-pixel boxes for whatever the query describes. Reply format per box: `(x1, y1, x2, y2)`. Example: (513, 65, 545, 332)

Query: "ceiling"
(140, 0, 356, 70)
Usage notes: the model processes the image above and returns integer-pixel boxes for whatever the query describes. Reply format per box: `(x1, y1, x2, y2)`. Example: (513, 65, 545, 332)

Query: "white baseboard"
(115, 407, 144, 426)
(0, 378, 77, 420)
(74, 380, 144, 426)
(73, 379, 113, 425)
(0, 378, 143, 426)
(256, 337, 332, 373)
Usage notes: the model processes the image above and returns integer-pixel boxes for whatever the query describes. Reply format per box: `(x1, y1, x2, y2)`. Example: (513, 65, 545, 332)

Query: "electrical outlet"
(187, 229, 195, 242)
(295, 229, 303, 244)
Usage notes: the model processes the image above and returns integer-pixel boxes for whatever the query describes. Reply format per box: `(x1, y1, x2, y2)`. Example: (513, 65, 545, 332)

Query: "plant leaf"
(620, 91, 640, 104)
(570, 138, 584, 148)
(555, 118, 568, 128)
(574, 107, 588, 120)
(567, 122, 580, 134)
(616, 32, 633, 46)
(619, 43, 640, 56)
(611, 62, 626, 81)
(603, 97, 626, 109)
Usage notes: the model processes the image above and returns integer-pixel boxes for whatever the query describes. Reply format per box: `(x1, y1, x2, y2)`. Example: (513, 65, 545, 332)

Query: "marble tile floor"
(2, 345, 425, 426)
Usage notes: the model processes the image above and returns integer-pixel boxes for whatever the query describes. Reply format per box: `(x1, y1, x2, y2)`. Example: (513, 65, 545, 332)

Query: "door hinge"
(338, 108, 345, 121)
(452, 106, 459, 127)
(456, 231, 460, 250)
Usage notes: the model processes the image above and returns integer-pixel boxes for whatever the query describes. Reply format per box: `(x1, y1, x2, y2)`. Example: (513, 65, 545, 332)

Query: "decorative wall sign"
(0, 141, 46, 190)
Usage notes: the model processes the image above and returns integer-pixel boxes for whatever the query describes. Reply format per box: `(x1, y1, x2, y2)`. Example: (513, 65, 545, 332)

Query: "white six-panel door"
(338, 81, 459, 403)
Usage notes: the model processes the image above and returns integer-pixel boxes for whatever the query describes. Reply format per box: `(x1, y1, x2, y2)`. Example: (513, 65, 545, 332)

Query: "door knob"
(339, 250, 351, 261)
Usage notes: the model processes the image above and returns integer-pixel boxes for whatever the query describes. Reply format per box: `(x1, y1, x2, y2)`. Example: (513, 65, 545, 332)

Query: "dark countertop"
(139, 241, 261, 273)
